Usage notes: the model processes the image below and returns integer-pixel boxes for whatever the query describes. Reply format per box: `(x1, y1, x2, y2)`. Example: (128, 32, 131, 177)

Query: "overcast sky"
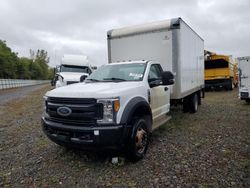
(0, 0, 249, 67)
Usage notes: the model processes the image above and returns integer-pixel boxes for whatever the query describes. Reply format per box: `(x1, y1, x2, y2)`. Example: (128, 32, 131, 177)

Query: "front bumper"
(240, 91, 250, 100)
(41, 117, 130, 150)
(205, 79, 230, 88)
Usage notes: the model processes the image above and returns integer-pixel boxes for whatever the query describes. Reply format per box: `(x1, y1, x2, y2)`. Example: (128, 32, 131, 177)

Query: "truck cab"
(42, 60, 174, 161)
(54, 55, 92, 88)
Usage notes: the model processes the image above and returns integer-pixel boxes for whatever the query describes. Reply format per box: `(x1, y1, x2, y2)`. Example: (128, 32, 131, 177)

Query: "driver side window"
(148, 64, 162, 80)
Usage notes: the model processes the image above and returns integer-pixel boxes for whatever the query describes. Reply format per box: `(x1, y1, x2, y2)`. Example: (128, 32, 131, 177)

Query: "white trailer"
(107, 17, 204, 106)
(238, 56, 250, 102)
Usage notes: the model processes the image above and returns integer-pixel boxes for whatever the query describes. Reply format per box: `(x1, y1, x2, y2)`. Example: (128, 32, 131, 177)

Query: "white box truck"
(238, 56, 250, 102)
(53, 55, 93, 88)
(42, 18, 204, 161)
(107, 17, 205, 109)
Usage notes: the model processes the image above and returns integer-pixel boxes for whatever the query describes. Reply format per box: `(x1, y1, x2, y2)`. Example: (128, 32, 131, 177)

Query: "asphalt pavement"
(0, 84, 50, 105)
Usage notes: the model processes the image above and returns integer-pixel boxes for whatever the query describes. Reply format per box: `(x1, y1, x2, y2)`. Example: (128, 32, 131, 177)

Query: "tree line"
(0, 39, 54, 80)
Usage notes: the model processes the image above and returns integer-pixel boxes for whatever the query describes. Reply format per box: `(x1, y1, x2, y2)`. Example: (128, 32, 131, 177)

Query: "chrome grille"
(45, 97, 103, 126)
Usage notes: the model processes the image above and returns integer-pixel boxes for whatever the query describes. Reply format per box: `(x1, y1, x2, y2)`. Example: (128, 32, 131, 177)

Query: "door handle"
(164, 87, 168, 91)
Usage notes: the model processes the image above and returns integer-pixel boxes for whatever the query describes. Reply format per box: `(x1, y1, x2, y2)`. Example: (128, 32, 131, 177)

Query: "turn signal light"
(114, 100, 120, 112)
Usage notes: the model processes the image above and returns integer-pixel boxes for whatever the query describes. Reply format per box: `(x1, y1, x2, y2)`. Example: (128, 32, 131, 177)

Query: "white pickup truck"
(42, 18, 204, 161)
(54, 55, 92, 88)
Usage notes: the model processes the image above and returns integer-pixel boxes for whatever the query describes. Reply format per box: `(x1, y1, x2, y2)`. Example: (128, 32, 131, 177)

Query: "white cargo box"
(107, 18, 204, 99)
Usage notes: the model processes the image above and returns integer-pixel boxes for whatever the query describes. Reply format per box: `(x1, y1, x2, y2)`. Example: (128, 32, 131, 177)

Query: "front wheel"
(127, 117, 149, 161)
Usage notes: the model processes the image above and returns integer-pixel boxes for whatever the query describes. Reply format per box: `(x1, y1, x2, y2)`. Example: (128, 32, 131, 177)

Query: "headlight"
(97, 98, 120, 124)
(43, 96, 48, 108)
(43, 96, 48, 111)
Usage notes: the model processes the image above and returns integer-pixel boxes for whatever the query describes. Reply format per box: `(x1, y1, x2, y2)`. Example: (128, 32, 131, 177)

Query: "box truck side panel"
(239, 57, 250, 89)
(109, 30, 173, 72)
(177, 21, 204, 98)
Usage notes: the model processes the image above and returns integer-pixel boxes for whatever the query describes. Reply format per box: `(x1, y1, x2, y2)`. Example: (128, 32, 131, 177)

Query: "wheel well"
(131, 106, 152, 131)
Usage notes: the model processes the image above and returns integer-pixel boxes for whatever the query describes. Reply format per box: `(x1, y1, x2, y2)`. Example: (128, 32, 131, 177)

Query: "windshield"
(86, 63, 146, 82)
(60, 65, 90, 73)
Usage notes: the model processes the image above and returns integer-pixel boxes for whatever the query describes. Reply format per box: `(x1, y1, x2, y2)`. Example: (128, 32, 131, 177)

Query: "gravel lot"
(0, 86, 249, 187)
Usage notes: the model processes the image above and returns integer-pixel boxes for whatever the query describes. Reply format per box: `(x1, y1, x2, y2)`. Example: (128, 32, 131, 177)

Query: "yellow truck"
(205, 51, 238, 90)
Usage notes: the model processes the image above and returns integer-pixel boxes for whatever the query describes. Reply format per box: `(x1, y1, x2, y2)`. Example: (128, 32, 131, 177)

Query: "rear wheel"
(183, 93, 198, 113)
(227, 79, 233, 90)
(127, 117, 149, 162)
(198, 90, 202, 105)
(183, 97, 189, 113)
(189, 93, 198, 113)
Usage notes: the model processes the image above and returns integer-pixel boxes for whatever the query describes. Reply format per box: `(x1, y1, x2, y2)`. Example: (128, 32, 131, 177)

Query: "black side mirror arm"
(80, 75, 88, 82)
(149, 79, 162, 88)
(55, 73, 64, 81)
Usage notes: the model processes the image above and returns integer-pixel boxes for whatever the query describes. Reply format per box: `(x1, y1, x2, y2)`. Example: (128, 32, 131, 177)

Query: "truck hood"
(46, 81, 143, 98)
(58, 72, 89, 81)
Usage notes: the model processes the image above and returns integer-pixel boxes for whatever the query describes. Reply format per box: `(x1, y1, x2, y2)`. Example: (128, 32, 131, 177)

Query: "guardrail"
(0, 79, 50, 90)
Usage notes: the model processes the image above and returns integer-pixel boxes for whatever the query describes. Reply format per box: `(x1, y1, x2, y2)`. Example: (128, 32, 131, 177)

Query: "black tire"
(127, 117, 149, 162)
(198, 90, 201, 105)
(227, 79, 233, 90)
(205, 86, 211, 92)
(183, 97, 189, 113)
(189, 93, 198, 113)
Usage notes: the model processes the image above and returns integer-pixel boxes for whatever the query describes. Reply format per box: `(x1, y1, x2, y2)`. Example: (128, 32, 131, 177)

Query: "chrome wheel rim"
(135, 125, 148, 154)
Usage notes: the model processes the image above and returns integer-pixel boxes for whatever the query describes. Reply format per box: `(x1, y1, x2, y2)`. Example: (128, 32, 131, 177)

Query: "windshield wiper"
(86, 78, 100, 82)
(103, 77, 127, 82)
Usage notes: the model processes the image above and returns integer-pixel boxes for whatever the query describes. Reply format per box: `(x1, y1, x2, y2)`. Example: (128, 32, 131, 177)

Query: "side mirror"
(149, 78, 162, 88)
(55, 66, 60, 73)
(161, 71, 174, 85)
(55, 73, 64, 81)
(80, 75, 88, 82)
(87, 68, 92, 74)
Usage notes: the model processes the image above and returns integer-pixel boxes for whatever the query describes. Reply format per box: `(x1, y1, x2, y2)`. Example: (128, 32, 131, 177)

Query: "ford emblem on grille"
(57, 106, 72, 116)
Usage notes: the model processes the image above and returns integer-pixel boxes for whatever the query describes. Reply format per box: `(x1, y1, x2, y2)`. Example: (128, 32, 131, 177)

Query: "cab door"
(148, 64, 170, 126)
